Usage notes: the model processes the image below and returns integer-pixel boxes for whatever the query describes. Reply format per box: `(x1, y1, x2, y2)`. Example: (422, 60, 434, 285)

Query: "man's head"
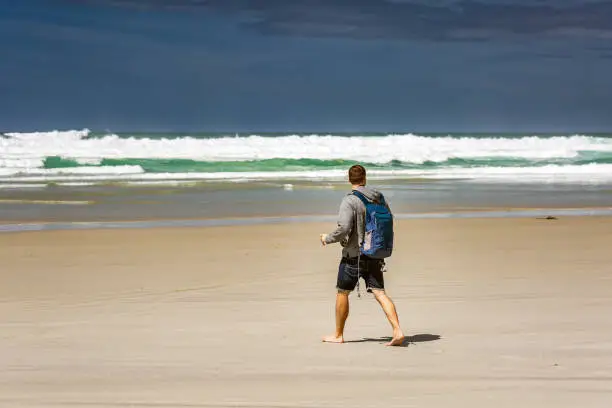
(348, 164, 366, 186)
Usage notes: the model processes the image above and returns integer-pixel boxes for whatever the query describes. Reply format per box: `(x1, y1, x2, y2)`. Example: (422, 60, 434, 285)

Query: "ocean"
(1, 129, 612, 225)
(2, 129, 612, 185)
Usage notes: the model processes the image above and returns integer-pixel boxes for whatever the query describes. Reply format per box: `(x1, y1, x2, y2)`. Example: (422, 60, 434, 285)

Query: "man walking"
(320, 164, 405, 346)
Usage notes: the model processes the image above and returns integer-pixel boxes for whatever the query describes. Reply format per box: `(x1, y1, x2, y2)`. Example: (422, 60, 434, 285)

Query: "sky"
(1, 0, 612, 133)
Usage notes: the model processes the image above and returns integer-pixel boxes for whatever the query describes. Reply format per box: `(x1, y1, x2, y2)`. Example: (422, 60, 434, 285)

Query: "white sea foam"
(2, 129, 611, 164)
(1, 164, 612, 184)
(0, 183, 47, 189)
(0, 165, 144, 177)
(1, 129, 612, 184)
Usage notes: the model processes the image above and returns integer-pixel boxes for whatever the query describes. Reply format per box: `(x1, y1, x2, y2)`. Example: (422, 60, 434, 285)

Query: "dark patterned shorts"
(336, 255, 385, 293)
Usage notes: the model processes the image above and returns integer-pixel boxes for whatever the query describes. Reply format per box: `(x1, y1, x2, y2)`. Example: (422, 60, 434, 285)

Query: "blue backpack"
(352, 190, 394, 259)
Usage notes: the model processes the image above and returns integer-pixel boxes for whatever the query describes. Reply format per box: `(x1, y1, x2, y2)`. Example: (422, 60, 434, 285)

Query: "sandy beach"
(1, 217, 612, 407)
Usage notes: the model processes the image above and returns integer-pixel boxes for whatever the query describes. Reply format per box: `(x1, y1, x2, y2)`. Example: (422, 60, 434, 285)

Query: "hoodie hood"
(353, 185, 382, 203)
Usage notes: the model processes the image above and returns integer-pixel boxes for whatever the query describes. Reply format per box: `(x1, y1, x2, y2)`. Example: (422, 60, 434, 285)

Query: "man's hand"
(319, 234, 328, 246)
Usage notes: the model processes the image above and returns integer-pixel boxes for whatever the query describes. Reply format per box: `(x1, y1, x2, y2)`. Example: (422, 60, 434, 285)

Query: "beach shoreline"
(2, 205, 612, 233)
(2, 177, 612, 224)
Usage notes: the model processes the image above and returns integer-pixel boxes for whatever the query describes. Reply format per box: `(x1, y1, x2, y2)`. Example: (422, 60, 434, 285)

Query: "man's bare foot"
(386, 334, 405, 347)
(322, 334, 344, 344)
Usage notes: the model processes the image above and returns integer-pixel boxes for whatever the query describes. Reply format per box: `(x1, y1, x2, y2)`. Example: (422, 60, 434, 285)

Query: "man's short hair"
(349, 164, 366, 185)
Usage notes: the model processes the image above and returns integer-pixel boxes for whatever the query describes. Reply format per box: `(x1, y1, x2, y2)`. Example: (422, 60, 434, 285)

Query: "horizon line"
(3, 128, 612, 135)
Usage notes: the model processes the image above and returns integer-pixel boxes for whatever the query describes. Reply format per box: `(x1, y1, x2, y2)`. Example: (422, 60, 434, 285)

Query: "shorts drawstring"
(356, 252, 361, 298)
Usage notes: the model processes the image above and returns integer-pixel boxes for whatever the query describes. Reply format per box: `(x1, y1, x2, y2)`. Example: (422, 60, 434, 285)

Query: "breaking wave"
(1, 129, 612, 185)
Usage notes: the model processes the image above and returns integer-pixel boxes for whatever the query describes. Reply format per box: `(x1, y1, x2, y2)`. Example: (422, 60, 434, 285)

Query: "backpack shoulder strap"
(351, 190, 370, 206)
(353, 190, 387, 206)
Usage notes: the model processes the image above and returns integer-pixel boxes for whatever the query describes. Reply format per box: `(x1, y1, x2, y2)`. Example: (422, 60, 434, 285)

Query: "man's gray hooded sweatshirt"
(324, 185, 390, 259)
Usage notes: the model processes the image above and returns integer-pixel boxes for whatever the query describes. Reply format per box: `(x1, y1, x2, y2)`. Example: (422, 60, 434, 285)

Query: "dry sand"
(1, 217, 612, 407)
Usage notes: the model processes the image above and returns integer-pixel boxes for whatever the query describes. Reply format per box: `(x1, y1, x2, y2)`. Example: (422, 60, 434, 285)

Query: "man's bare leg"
(322, 291, 349, 343)
(372, 290, 405, 346)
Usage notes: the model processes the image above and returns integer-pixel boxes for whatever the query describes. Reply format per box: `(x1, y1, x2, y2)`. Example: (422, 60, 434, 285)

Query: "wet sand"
(1, 217, 612, 407)
(2, 180, 612, 223)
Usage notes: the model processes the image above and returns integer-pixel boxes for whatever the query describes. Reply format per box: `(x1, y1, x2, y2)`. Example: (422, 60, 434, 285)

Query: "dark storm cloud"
(71, 0, 612, 41)
(2, 0, 611, 132)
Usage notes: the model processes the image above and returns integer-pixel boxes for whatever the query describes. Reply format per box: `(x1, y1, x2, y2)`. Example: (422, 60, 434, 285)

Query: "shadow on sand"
(346, 333, 441, 347)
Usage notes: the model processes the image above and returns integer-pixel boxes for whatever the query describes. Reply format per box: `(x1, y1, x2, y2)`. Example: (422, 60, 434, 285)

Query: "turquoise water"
(2, 130, 612, 185)
(40, 131, 612, 173)
(42, 154, 612, 173)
